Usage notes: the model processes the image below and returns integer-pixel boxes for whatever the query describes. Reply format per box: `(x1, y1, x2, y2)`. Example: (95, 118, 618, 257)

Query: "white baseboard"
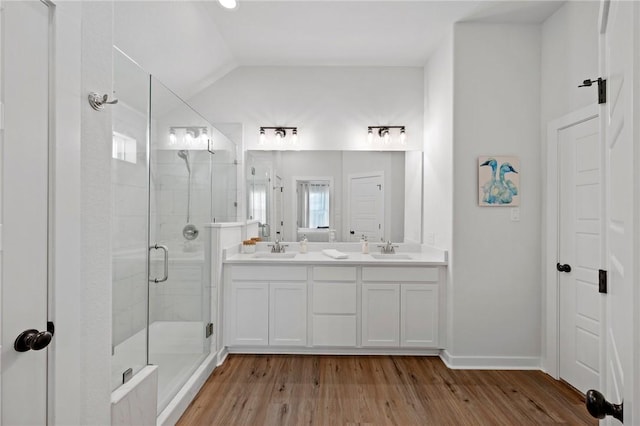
(217, 346, 229, 366)
(156, 352, 218, 426)
(439, 350, 540, 370)
(227, 346, 441, 356)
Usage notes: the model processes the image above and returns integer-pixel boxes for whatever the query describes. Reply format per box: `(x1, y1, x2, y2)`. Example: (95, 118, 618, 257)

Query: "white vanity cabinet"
(311, 266, 357, 346)
(226, 266, 307, 347)
(361, 267, 439, 348)
(228, 281, 269, 346)
(269, 282, 307, 346)
(224, 258, 445, 353)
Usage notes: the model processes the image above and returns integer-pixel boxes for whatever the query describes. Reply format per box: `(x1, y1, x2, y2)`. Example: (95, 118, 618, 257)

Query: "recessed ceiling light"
(218, 0, 238, 10)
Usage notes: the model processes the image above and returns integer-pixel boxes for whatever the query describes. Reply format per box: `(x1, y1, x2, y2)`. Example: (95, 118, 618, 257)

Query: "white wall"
(423, 32, 454, 251)
(188, 66, 424, 151)
(449, 23, 541, 365)
(539, 1, 599, 369)
(78, 2, 114, 423)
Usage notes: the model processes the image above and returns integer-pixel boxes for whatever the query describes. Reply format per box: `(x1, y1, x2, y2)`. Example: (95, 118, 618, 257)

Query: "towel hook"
(88, 92, 119, 111)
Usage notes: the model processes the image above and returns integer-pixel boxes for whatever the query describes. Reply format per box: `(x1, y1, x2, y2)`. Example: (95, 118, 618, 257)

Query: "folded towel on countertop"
(322, 249, 349, 259)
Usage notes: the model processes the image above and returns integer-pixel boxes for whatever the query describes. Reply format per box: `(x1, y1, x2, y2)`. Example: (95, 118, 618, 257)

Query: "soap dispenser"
(300, 234, 308, 254)
(361, 235, 369, 254)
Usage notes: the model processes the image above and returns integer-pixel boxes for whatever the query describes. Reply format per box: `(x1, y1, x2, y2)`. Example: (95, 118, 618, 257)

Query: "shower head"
(177, 150, 191, 174)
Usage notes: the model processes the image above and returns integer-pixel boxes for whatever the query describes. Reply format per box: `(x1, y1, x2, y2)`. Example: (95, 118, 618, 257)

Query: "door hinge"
(0, 102, 4, 130)
(205, 322, 214, 338)
(599, 269, 607, 294)
(578, 77, 606, 104)
(123, 368, 133, 384)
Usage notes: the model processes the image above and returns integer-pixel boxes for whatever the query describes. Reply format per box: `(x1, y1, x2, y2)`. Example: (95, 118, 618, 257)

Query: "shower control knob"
(14, 328, 53, 352)
(183, 224, 199, 241)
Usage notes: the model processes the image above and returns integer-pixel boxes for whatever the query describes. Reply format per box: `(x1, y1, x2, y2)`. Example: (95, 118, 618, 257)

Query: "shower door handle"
(149, 244, 169, 283)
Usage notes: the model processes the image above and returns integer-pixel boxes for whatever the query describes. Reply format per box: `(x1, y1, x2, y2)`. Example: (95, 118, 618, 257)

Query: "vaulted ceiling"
(114, 0, 564, 100)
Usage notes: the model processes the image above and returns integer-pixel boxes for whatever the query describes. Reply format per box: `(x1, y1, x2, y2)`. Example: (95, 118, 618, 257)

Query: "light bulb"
(274, 128, 286, 143)
(169, 129, 177, 145)
(218, 0, 238, 9)
(199, 128, 208, 145)
(259, 128, 266, 145)
(292, 129, 298, 144)
(400, 128, 407, 144)
(185, 129, 194, 145)
(367, 128, 373, 143)
(379, 127, 390, 144)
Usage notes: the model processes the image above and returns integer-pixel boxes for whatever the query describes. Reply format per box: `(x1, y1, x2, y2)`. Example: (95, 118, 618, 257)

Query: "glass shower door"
(148, 77, 212, 413)
(111, 49, 150, 391)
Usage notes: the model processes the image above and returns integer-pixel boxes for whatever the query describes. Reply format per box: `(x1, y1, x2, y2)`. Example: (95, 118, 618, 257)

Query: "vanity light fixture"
(258, 126, 298, 145)
(367, 126, 407, 145)
(168, 126, 210, 148)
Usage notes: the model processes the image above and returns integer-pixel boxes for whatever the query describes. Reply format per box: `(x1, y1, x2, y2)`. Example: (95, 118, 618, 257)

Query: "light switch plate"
(510, 208, 520, 222)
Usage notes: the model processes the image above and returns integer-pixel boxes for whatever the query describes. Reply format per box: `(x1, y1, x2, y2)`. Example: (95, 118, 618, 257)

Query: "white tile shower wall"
(152, 149, 213, 243)
(112, 101, 149, 346)
(150, 261, 204, 322)
(112, 255, 147, 346)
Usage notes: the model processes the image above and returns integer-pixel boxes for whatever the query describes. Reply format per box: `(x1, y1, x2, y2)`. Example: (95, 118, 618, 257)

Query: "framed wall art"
(478, 156, 520, 206)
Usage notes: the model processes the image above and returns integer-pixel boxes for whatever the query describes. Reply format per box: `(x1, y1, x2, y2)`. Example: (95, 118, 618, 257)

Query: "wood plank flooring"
(177, 355, 595, 425)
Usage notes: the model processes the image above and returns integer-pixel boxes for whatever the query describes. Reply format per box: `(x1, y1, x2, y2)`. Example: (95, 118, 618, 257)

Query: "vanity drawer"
(231, 266, 307, 281)
(313, 282, 356, 314)
(362, 267, 438, 283)
(313, 266, 356, 282)
(312, 315, 356, 346)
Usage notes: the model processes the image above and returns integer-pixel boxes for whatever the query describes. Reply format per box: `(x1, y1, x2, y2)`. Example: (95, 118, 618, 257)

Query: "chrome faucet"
(377, 240, 399, 254)
(268, 239, 289, 253)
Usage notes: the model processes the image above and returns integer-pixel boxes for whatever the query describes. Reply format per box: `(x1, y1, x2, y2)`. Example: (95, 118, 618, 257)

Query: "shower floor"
(113, 321, 209, 414)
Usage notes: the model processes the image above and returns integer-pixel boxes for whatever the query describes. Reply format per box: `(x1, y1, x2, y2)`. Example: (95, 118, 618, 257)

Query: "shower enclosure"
(111, 49, 237, 414)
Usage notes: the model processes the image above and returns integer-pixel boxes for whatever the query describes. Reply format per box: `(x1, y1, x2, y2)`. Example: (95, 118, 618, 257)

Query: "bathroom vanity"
(222, 247, 447, 354)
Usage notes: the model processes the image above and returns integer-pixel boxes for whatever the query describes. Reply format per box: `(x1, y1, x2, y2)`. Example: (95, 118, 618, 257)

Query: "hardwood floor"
(177, 355, 595, 425)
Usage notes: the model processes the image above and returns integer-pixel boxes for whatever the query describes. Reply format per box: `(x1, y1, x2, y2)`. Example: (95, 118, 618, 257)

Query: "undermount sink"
(370, 253, 413, 260)
(253, 252, 297, 259)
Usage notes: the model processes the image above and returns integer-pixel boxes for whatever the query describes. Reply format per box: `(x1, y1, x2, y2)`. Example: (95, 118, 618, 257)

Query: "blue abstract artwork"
(478, 156, 520, 206)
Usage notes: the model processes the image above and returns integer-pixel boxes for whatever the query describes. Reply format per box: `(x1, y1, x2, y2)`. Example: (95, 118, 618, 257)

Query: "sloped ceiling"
(114, 1, 564, 100)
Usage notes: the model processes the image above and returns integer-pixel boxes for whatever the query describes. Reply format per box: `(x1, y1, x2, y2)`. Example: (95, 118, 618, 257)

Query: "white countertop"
(224, 245, 448, 266)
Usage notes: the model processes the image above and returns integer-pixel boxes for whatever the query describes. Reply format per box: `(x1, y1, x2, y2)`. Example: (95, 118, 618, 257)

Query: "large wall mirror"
(246, 150, 423, 243)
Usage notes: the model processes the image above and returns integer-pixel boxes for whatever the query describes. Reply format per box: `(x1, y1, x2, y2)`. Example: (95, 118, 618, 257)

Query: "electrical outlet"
(510, 208, 520, 222)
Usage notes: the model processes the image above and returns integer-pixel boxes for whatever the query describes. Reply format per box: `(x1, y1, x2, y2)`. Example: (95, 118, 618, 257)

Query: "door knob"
(586, 389, 623, 422)
(14, 323, 54, 352)
(556, 263, 572, 273)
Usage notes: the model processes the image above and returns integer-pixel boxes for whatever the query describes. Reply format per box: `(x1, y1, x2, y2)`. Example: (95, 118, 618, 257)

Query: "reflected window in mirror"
(297, 180, 330, 228)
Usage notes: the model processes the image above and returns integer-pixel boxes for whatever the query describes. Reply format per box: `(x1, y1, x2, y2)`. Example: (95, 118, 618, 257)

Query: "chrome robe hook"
(88, 92, 118, 111)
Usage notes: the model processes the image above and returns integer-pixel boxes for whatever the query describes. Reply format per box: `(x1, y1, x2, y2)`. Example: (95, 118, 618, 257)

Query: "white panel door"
(401, 284, 438, 348)
(361, 283, 399, 347)
(1, 1, 51, 424)
(348, 173, 384, 242)
(558, 117, 601, 394)
(229, 282, 269, 346)
(601, 0, 636, 422)
(269, 282, 307, 346)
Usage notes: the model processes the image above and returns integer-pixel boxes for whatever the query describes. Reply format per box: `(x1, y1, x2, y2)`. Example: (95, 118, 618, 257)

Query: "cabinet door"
(362, 283, 400, 347)
(229, 281, 269, 346)
(401, 284, 438, 347)
(269, 282, 307, 346)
